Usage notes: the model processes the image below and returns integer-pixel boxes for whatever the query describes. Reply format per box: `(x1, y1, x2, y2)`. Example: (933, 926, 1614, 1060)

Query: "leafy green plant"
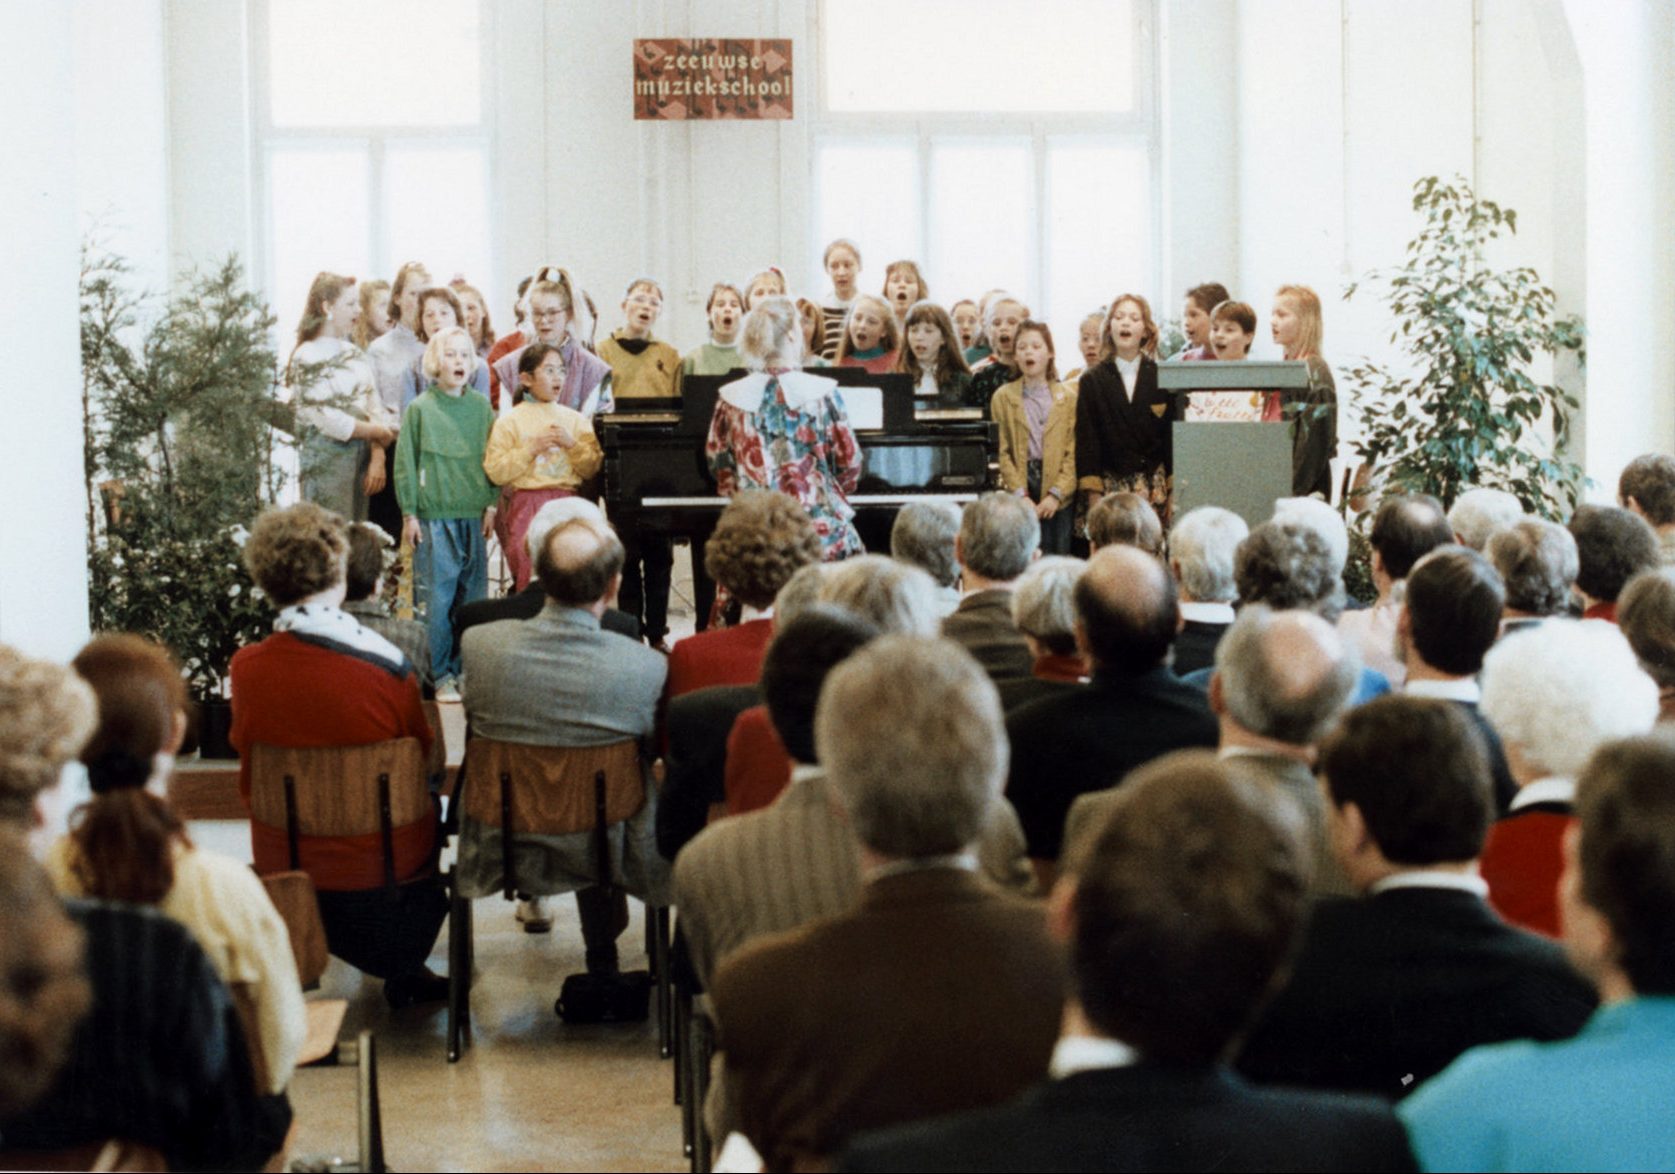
(1344, 175, 1586, 519)
(82, 250, 287, 700)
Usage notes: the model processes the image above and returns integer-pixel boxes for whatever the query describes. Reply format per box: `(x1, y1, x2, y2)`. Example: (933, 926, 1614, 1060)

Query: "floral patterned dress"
(706, 372, 866, 559)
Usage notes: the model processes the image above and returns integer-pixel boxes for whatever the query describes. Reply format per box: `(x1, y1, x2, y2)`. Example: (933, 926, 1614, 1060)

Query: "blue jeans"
(414, 517, 487, 681)
(1028, 460, 1072, 554)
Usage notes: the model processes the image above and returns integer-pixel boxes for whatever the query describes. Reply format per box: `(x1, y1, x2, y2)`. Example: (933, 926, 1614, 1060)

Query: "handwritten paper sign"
(633, 39, 794, 120)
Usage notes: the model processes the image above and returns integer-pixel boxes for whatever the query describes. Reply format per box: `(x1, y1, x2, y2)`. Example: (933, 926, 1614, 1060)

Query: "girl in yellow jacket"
(483, 342, 604, 588)
(991, 320, 1077, 554)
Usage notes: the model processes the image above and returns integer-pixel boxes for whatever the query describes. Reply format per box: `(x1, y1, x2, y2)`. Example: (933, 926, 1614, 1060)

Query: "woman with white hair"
(706, 296, 864, 559)
(1478, 619, 1659, 938)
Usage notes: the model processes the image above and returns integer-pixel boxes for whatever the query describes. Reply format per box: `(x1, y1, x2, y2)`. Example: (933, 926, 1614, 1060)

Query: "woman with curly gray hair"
(0, 643, 96, 836)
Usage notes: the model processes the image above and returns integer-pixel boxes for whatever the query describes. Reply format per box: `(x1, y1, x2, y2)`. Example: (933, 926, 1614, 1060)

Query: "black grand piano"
(598, 369, 997, 553)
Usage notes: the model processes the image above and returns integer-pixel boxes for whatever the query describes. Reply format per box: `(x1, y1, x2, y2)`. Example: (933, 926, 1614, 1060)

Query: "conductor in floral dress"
(706, 296, 865, 560)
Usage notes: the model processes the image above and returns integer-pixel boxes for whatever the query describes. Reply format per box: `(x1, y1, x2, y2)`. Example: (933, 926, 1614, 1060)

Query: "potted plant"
(82, 250, 288, 756)
(1343, 175, 1586, 521)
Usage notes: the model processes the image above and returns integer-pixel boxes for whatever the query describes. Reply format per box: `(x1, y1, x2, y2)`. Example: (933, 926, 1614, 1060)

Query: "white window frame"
(809, 0, 1160, 317)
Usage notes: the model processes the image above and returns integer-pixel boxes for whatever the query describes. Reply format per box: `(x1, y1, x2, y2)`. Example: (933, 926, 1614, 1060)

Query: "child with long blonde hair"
(1272, 283, 1337, 498)
(834, 293, 900, 374)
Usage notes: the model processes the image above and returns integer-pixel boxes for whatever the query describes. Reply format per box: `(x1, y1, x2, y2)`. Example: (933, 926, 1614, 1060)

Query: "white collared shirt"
(1050, 1033, 1141, 1078)
(1370, 869, 1489, 898)
(1180, 601, 1235, 625)
(1404, 677, 1481, 703)
(1115, 355, 1141, 402)
(1510, 776, 1576, 812)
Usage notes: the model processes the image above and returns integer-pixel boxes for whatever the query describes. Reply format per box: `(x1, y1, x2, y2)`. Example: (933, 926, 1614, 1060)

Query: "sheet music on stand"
(1159, 361, 1310, 527)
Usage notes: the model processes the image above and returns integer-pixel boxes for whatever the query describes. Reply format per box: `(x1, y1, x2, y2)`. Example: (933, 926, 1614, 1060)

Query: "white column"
(0, 2, 92, 660)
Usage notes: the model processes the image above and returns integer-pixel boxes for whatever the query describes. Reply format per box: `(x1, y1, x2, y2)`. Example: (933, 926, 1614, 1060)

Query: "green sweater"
(681, 341, 745, 377)
(394, 386, 499, 519)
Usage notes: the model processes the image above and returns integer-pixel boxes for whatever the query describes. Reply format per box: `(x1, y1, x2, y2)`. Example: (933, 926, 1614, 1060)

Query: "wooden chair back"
(247, 739, 429, 890)
(259, 870, 330, 988)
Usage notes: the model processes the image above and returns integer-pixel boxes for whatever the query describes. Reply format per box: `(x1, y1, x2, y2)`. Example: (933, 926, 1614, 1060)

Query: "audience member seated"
(889, 500, 963, 617)
(459, 517, 668, 975)
(1617, 567, 1675, 722)
(1085, 490, 1164, 556)
(1340, 494, 1453, 686)
(1006, 546, 1217, 884)
(998, 556, 1088, 713)
(1448, 486, 1524, 551)
(710, 636, 1064, 1170)
(1618, 451, 1675, 565)
(1397, 547, 1519, 812)
(49, 635, 305, 1103)
(1487, 517, 1579, 635)
(1478, 620, 1658, 937)
(1399, 735, 1675, 1171)
(1568, 503, 1659, 622)
(452, 496, 640, 642)
(1073, 606, 1359, 897)
(667, 489, 819, 700)
(1272, 495, 1351, 584)
(343, 521, 432, 694)
(1166, 505, 1248, 675)
(839, 754, 1417, 1174)
(942, 492, 1041, 682)
(820, 554, 943, 636)
(229, 503, 447, 1008)
(1237, 696, 1597, 1098)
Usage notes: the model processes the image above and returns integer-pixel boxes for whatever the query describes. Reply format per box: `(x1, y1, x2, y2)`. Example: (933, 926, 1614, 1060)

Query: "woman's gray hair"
(1487, 519, 1578, 616)
(1010, 556, 1085, 656)
(1448, 488, 1524, 551)
(773, 563, 830, 630)
(890, 501, 962, 588)
(739, 296, 803, 369)
(1271, 497, 1348, 577)
(815, 635, 1006, 857)
(819, 555, 941, 636)
(1169, 507, 1248, 603)
(1480, 619, 1659, 778)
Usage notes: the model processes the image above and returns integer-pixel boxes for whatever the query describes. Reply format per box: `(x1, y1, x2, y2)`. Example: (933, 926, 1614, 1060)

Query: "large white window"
(812, 0, 1156, 355)
(252, 0, 494, 341)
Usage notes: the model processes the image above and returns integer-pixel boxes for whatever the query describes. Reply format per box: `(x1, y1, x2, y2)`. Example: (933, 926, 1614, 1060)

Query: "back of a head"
(1575, 736, 1675, 994)
(959, 492, 1040, 582)
(761, 605, 881, 764)
(343, 523, 386, 603)
(1319, 695, 1492, 865)
(739, 296, 802, 369)
(1074, 546, 1178, 674)
(1480, 620, 1659, 779)
(0, 831, 90, 1119)
(536, 518, 625, 608)
(1010, 556, 1085, 657)
(1369, 494, 1454, 579)
(818, 555, 941, 636)
(1068, 752, 1307, 1065)
(1618, 453, 1675, 528)
(1271, 497, 1349, 577)
(523, 496, 606, 563)
(1404, 546, 1506, 676)
(0, 646, 96, 827)
(890, 500, 962, 589)
(1215, 606, 1358, 746)
(1487, 518, 1578, 616)
(1570, 504, 1660, 605)
(1234, 520, 1343, 620)
(1617, 569, 1675, 688)
(704, 490, 821, 609)
(1169, 507, 1248, 603)
(773, 563, 830, 630)
(815, 635, 1005, 858)
(1448, 487, 1524, 551)
(1086, 492, 1164, 557)
(242, 501, 348, 608)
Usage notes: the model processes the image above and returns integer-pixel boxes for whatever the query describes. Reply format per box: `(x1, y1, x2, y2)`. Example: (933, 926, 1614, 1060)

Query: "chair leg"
(654, 905, 673, 1059)
(692, 1009, 714, 1174)
(447, 883, 472, 1063)
(677, 987, 693, 1156)
(357, 1029, 386, 1174)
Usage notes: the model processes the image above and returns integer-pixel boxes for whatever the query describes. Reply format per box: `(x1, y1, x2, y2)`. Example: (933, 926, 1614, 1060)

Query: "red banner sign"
(633, 38, 794, 120)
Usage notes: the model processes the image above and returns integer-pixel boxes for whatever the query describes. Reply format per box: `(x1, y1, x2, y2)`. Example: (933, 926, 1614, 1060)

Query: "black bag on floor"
(555, 969, 652, 1023)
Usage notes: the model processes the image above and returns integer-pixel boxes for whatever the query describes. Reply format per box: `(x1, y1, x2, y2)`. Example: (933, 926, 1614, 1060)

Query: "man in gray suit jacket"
(941, 493, 1039, 683)
(1067, 606, 1360, 896)
(460, 515, 669, 973)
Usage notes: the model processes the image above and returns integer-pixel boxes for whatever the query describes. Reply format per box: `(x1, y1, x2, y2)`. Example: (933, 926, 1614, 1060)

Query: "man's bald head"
(1215, 606, 1359, 745)
(1074, 546, 1178, 673)
(536, 518, 625, 608)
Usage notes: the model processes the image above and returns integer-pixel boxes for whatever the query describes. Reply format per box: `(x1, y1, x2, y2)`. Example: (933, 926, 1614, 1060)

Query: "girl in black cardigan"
(1075, 293, 1174, 519)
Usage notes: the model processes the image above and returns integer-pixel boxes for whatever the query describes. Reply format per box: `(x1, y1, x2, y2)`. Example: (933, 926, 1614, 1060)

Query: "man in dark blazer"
(452, 497, 639, 647)
(838, 754, 1416, 1174)
(1236, 696, 1596, 1099)
(1006, 545, 1217, 883)
(941, 493, 1039, 683)
(710, 635, 1065, 1172)
(1397, 545, 1519, 811)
